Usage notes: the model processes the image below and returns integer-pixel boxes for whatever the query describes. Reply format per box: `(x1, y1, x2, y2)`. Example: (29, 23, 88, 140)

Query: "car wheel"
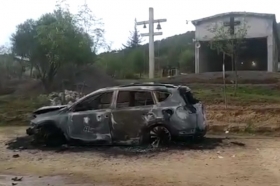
(147, 125, 172, 148)
(35, 125, 66, 147)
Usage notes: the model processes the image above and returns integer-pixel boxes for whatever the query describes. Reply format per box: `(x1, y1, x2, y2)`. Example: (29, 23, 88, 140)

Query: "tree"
(0, 45, 11, 54)
(99, 31, 196, 79)
(10, 1, 104, 91)
(76, 1, 109, 53)
(0, 55, 25, 79)
(207, 17, 249, 95)
(179, 49, 194, 73)
(123, 18, 143, 49)
(129, 49, 145, 77)
(10, 19, 37, 77)
(167, 47, 180, 68)
(96, 52, 124, 78)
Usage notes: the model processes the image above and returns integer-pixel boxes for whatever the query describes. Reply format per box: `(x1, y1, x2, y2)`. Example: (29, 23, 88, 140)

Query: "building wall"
(194, 15, 278, 73)
(195, 15, 273, 41)
(273, 30, 279, 71)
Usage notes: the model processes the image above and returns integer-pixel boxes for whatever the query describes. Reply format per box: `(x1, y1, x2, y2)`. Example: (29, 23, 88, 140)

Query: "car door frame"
(67, 90, 114, 143)
(110, 89, 157, 144)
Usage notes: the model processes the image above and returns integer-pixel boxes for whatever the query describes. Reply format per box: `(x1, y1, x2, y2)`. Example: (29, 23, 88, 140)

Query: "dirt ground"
(0, 127, 280, 186)
(207, 104, 280, 125)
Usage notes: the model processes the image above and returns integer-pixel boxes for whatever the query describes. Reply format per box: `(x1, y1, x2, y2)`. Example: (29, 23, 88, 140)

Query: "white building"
(192, 12, 279, 73)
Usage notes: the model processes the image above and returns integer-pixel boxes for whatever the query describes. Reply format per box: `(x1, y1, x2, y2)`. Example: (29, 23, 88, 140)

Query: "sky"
(0, 0, 279, 52)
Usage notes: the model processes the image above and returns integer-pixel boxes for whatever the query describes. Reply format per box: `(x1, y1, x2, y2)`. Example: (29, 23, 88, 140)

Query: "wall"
(198, 44, 208, 73)
(194, 15, 277, 73)
(195, 15, 273, 41)
(273, 31, 279, 71)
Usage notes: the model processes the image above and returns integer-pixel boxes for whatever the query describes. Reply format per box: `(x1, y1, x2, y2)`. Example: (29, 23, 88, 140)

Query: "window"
(154, 91, 171, 102)
(116, 90, 154, 108)
(74, 91, 113, 112)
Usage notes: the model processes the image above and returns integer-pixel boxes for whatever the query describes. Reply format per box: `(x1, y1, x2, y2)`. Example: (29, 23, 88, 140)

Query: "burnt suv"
(26, 83, 207, 147)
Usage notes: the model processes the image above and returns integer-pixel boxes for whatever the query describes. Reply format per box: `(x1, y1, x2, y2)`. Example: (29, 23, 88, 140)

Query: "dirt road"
(0, 127, 280, 186)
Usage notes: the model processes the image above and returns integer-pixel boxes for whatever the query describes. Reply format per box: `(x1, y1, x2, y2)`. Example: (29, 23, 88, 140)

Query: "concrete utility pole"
(136, 7, 167, 79)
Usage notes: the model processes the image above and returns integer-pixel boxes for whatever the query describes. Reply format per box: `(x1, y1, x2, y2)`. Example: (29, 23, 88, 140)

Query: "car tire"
(142, 125, 172, 148)
(35, 124, 66, 147)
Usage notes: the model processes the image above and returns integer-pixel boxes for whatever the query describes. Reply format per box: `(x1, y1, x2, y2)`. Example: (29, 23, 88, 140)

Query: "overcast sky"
(0, 0, 279, 51)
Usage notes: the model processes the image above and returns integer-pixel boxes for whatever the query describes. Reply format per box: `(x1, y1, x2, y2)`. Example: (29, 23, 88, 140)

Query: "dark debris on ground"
(4, 135, 245, 157)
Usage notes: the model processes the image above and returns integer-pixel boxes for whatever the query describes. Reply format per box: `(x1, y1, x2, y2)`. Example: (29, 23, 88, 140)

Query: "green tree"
(10, 19, 37, 77)
(207, 17, 249, 95)
(97, 52, 124, 78)
(76, 1, 109, 52)
(167, 47, 179, 68)
(123, 18, 143, 49)
(0, 53, 22, 79)
(129, 49, 145, 77)
(10, 1, 104, 91)
(98, 31, 196, 79)
(179, 49, 194, 73)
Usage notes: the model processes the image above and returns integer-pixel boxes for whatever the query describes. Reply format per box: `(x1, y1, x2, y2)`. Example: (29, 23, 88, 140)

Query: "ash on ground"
(5, 135, 244, 157)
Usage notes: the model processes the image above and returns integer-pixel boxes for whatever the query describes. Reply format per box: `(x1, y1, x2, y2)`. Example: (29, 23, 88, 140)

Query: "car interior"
(116, 91, 154, 108)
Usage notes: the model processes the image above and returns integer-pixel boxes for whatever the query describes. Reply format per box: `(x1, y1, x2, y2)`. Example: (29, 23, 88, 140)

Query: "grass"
(117, 77, 280, 104)
(192, 85, 280, 105)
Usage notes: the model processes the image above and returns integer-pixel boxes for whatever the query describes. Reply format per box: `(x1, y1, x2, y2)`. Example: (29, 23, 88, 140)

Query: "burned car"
(26, 83, 207, 147)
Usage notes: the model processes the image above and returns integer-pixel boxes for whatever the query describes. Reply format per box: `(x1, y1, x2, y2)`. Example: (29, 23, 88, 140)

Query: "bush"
(0, 90, 83, 126)
(0, 95, 49, 126)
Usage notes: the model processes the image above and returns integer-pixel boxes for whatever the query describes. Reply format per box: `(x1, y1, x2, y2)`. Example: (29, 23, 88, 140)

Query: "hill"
(98, 23, 280, 79)
(97, 31, 195, 79)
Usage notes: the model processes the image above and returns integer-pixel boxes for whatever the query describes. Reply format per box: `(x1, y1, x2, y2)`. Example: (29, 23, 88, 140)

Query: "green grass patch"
(192, 85, 280, 105)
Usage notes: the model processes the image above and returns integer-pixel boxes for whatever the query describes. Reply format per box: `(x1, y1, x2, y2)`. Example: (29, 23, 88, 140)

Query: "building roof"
(192, 12, 279, 55)
(191, 12, 276, 26)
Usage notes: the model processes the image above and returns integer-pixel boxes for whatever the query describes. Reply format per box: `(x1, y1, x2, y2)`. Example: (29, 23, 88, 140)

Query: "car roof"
(96, 83, 191, 93)
(100, 83, 178, 92)
(76, 83, 190, 103)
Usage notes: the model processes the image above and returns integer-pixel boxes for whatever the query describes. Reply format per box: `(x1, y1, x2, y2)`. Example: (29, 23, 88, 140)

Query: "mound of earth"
(159, 71, 280, 84)
(206, 104, 280, 130)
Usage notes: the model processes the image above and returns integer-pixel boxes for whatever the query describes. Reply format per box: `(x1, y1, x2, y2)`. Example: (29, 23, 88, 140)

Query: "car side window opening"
(74, 92, 113, 112)
(154, 91, 171, 102)
(116, 90, 155, 108)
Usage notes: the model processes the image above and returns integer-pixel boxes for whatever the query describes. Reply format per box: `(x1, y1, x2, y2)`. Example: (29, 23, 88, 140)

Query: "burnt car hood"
(35, 109, 61, 117)
(32, 105, 68, 122)
(31, 108, 65, 126)
(33, 105, 68, 116)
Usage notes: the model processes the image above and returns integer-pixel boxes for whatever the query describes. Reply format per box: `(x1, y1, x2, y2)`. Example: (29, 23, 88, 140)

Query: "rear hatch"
(178, 86, 207, 130)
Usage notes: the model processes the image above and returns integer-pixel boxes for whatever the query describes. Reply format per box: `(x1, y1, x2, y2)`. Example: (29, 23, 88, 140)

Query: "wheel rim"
(149, 126, 171, 147)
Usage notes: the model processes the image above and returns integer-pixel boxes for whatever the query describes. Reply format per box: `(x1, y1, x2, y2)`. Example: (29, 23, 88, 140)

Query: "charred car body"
(26, 83, 208, 146)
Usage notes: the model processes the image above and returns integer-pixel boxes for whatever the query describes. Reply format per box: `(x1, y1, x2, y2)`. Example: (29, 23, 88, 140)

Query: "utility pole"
(136, 7, 167, 79)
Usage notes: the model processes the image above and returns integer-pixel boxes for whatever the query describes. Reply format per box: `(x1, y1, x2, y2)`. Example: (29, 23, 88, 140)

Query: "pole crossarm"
(153, 19, 167, 23)
(141, 32, 162, 37)
(136, 21, 149, 25)
(136, 19, 167, 26)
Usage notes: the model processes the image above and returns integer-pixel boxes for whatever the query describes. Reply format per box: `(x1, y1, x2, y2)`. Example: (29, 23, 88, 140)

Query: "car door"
(111, 90, 156, 144)
(67, 91, 113, 143)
